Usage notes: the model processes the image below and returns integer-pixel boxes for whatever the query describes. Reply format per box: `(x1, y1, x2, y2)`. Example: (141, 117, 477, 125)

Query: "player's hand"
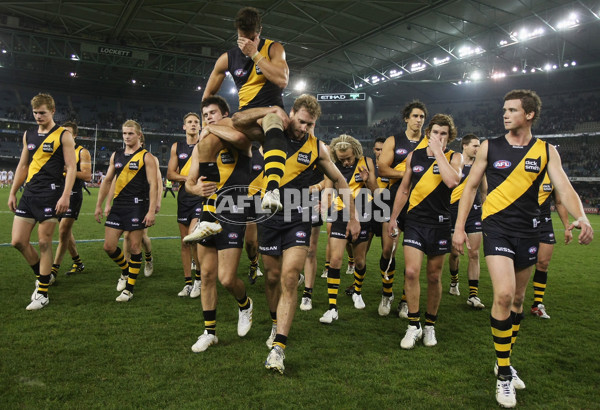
(428, 133, 443, 155)
(387, 219, 399, 238)
(564, 227, 574, 244)
(237, 36, 259, 58)
(155, 203, 161, 214)
(452, 229, 469, 254)
(55, 195, 70, 215)
(199, 127, 211, 141)
(197, 176, 217, 198)
(7, 193, 17, 212)
(143, 211, 155, 227)
(94, 206, 104, 223)
(358, 165, 369, 183)
(346, 218, 360, 241)
(569, 218, 594, 245)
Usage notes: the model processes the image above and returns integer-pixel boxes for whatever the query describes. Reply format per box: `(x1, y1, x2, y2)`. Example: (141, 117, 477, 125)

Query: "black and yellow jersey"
(482, 136, 548, 237)
(263, 132, 320, 226)
(375, 165, 390, 190)
(388, 133, 428, 188)
(24, 124, 67, 196)
(71, 144, 85, 197)
(113, 147, 149, 205)
(248, 144, 265, 197)
(450, 163, 481, 206)
(227, 38, 284, 110)
(333, 157, 370, 212)
(538, 171, 553, 218)
(213, 148, 250, 221)
(175, 141, 198, 206)
(406, 147, 455, 227)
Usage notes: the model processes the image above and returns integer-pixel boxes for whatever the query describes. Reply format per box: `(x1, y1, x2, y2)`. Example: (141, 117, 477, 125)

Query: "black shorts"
(403, 221, 451, 256)
(178, 198, 202, 226)
(450, 203, 482, 234)
(329, 219, 370, 244)
(105, 202, 149, 231)
(483, 231, 538, 269)
(15, 193, 61, 222)
(258, 220, 312, 256)
(200, 221, 246, 250)
(61, 193, 83, 219)
(539, 216, 556, 245)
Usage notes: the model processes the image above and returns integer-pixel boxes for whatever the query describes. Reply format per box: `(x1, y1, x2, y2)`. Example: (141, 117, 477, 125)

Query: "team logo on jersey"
(220, 152, 235, 164)
(252, 164, 263, 172)
(295, 231, 307, 238)
(42, 141, 54, 153)
(493, 160, 511, 169)
(233, 69, 247, 77)
(396, 148, 408, 155)
(178, 153, 188, 160)
(524, 157, 541, 173)
(27, 143, 36, 151)
(528, 246, 538, 254)
(228, 232, 239, 239)
(412, 165, 425, 173)
(297, 152, 312, 165)
(131, 218, 139, 223)
(129, 160, 139, 170)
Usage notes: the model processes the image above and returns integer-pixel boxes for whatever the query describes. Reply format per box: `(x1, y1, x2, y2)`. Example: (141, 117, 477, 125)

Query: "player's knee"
(262, 113, 284, 132)
(265, 270, 280, 288)
(494, 293, 513, 310)
(11, 237, 27, 251)
(219, 274, 236, 290)
(536, 259, 550, 271)
(467, 249, 480, 262)
(282, 271, 299, 291)
(404, 267, 420, 281)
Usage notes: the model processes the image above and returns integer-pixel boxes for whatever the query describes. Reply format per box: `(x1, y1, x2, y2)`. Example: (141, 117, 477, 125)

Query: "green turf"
(1, 188, 599, 408)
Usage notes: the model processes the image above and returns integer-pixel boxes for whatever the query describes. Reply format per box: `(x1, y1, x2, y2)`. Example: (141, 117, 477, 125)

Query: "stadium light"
(458, 45, 484, 58)
(470, 71, 482, 80)
(389, 69, 402, 78)
(557, 13, 579, 30)
(230, 87, 237, 94)
(70, 54, 80, 61)
(571, 61, 577, 66)
(514, 27, 544, 41)
(433, 56, 450, 66)
(69, 72, 77, 77)
(410, 62, 426, 72)
(294, 80, 306, 91)
(512, 66, 519, 72)
(131, 79, 137, 84)
(1, 49, 7, 54)
(491, 72, 506, 79)
(196, 86, 202, 91)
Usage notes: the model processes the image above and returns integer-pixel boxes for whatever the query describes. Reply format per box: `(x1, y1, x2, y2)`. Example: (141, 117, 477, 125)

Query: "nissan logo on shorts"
(296, 231, 307, 238)
(493, 160, 511, 169)
(528, 246, 537, 254)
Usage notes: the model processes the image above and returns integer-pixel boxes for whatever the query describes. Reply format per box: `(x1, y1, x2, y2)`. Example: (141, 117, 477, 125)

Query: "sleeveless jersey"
(113, 147, 149, 205)
(450, 163, 482, 206)
(214, 148, 250, 221)
(248, 144, 265, 196)
(227, 38, 284, 110)
(482, 136, 548, 237)
(175, 141, 198, 206)
(263, 133, 320, 226)
(24, 124, 66, 196)
(406, 147, 455, 227)
(69, 144, 85, 197)
(538, 171, 553, 218)
(333, 157, 370, 213)
(388, 133, 428, 188)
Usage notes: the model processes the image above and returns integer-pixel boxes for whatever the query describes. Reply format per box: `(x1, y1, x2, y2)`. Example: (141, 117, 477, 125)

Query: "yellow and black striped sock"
(302, 287, 313, 299)
(324, 261, 330, 274)
(348, 256, 355, 267)
(51, 264, 60, 276)
(203, 309, 216, 335)
(263, 128, 287, 192)
(125, 253, 142, 292)
(145, 251, 152, 262)
(250, 253, 259, 269)
(270, 310, 277, 324)
(510, 311, 523, 353)
(185, 276, 192, 286)
(401, 288, 407, 303)
(353, 266, 366, 294)
(199, 162, 220, 223)
(273, 334, 287, 350)
(380, 256, 395, 298)
(408, 310, 421, 329)
(72, 254, 83, 266)
(37, 274, 50, 296)
(31, 261, 40, 280)
(532, 269, 547, 307)
(425, 312, 437, 327)
(109, 247, 129, 277)
(450, 268, 459, 284)
(327, 267, 341, 309)
(237, 294, 250, 311)
(194, 266, 201, 281)
(469, 280, 479, 298)
(491, 314, 513, 379)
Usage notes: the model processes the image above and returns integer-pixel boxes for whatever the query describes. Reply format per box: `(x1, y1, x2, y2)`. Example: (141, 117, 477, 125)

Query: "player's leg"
(466, 232, 484, 308)
(192, 245, 219, 352)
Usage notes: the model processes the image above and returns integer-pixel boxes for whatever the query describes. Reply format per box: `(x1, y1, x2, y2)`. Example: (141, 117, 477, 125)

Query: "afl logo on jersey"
(528, 246, 537, 254)
(295, 231, 307, 238)
(234, 69, 247, 77)
(412, 165, 425, 173)
(115, 162, 123, 169)
(396, 148, 408, 155)
(228, 233, 239, 239)
(178, 153, 188, 160)
(252, 164, 263, 172)
(493, 160, 511, 169)
(27, 143, 36, 151)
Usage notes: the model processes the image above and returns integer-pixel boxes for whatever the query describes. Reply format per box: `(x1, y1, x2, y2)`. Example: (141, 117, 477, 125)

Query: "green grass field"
(1, 188, 599, 408)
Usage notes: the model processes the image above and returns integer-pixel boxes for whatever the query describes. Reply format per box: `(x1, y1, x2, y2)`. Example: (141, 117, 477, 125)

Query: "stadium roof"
(1, 0, 600, 95)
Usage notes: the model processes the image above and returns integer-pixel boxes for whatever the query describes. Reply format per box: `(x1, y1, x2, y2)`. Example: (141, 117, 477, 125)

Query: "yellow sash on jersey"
(180, 156, 192, 177)
(114, 150, 147, 199)
(450, 173, 467, 204)
(216, 148, 238, 190)
(538, 171, 552, 206)
(483, 139, 547, 220)
(408, 150, 454, 213)
(27, 127, 64, 183)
